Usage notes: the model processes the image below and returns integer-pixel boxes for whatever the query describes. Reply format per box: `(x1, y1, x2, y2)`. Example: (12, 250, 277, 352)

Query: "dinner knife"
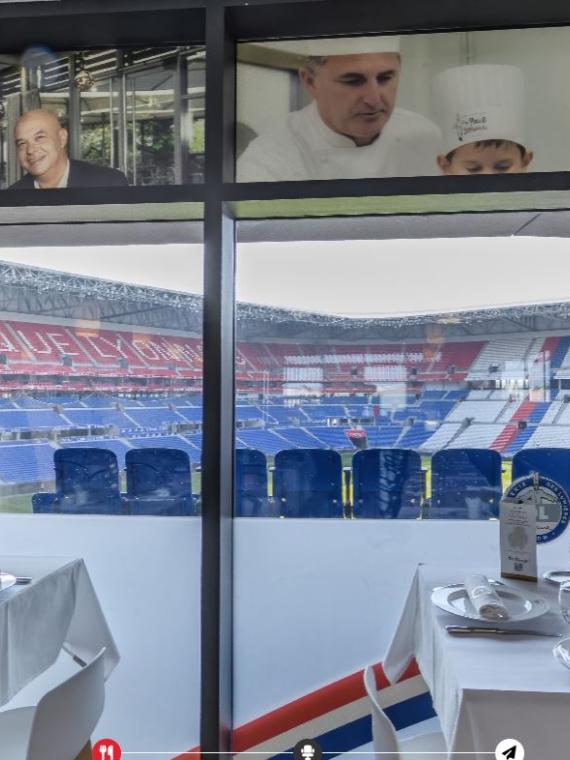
(446, 625, 561, 637)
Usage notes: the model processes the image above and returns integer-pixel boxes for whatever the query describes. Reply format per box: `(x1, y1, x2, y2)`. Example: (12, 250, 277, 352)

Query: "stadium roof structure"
(3, 259, 570, 341)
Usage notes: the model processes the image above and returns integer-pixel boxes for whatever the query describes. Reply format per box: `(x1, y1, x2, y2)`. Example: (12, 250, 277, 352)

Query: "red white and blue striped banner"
(176, 659, 433, 759)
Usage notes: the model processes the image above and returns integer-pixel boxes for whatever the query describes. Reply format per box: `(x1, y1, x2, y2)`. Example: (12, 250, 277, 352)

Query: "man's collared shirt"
(33, 159, 70, 189)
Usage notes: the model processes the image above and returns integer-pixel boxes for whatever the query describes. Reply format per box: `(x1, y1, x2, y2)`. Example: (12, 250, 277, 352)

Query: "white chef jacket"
(237, 101, 441, 182)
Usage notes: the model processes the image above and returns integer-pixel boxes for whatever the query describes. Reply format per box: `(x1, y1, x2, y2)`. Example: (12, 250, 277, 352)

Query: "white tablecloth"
(384, 565, 570, 760)
(0, 555, 119, 706)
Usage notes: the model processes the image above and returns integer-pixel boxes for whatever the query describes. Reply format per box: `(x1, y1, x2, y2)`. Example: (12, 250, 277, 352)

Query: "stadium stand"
(495, 400, 522, 423)
(0, 409, 68, 429)
(11, 285, 570, 519)
(365, 425, 402, 447)
(490, 424, 519, 453)
(306, 426, 354, 449)
(543, 401, 564, 423)
(398, 424, 433, 449)
(235, 405, 266, 422)
(444, 389, 467, 400)
(393, 407, 426, 423)
(445, 400, 506, 424)
(301, 404, 347, 421)
(418, 399, 455, 420)
(488, 390, 512, 400)
(184, 432, 202, 456)
(236, 428, 289, 455)
(129, 434, 199, 460)
(276, 427, 324, 448)
(502, 425, 537, 457)
(466, 337, 535, 381)
(422, 390, 446, 399)
(263, 406, 309, 425)
(421, 423, 462, 452)
(62, 409, 136, 428)
(447, 423, 506, 449)
(176, 406, 203, 423)
(0, 442, 56, 483)
(529, 402, 550, 424)
(525, 425, 570, 448)
(467, 390, 492, 400)
(554, 403, 570, 426)
(551, 336, 570, 372)
(510, 399, 535, 423)
(13, 395, 52, 409)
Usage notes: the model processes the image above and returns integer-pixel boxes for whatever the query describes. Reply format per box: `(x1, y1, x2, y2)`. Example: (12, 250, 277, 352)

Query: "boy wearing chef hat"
(237, 35, 441, 181)
(434, 64, 533, 175)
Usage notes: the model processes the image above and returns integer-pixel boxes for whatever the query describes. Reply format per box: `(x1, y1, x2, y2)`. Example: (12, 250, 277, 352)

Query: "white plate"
(553, 638, 570, 670)
(543, 570, 570, 585)
(431, 580, 549, 623)
(0, 571, 16, 591)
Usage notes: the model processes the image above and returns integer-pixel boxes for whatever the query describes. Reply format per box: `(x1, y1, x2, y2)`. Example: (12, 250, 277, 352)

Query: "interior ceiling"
(0, 209, 568, 247)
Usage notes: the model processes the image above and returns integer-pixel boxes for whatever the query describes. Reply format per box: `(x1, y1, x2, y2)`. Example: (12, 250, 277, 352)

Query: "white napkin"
(464, 574, 511, 621)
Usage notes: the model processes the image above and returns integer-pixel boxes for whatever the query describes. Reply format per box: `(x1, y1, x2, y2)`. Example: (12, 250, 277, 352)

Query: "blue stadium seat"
(235, 448, 276, 517)
(31, 492, 57, 513)
(430, 448, 501, 519)
(35, 447, 124, 514)
(125, 448, 197, 516)
(352, 448, 422, 519)
(273, 448, 343, 518)
(513, 448, 570, 503)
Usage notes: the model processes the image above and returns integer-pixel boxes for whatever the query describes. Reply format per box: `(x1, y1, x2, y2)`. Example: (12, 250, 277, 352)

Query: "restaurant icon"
(93, 738, 122, 759)
(495, 738, 524, 760)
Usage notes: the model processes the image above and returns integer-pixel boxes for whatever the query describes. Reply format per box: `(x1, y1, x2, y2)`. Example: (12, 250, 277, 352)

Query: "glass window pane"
(0, 239, 203, 755)
(233, 232, 570, 756)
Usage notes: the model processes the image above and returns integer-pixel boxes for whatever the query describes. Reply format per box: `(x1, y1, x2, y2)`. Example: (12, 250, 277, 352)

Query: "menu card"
(500, 496, 537, 582)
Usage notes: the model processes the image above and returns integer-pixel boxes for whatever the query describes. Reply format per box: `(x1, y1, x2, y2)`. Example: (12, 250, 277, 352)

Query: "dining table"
(0, 555, 119, 707)
(383, 564, 570, 760)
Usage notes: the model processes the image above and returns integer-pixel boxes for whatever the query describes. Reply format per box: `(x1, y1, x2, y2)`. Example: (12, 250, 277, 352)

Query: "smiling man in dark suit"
(9, 109, 128, 189)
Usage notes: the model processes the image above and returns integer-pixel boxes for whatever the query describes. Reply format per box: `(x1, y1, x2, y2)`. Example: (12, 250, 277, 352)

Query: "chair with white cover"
(363, 665, 447, 759)
(0, 648, 106, 760)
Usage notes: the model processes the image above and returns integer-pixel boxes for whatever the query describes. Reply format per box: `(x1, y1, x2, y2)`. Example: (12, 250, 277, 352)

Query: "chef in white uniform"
(237, 35, 441, 182)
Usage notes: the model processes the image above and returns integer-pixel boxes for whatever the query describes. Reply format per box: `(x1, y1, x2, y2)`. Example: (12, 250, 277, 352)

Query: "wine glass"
(559, 581, 570, 625)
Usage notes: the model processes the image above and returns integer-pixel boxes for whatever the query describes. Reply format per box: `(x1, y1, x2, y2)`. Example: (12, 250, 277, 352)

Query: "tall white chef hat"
(434, 64, 526, 156)
(265, 35, 401, 59)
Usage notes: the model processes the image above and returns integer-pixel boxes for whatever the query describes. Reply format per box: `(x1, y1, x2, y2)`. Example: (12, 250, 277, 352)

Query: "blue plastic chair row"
(237, 447, 503, 519)
(34, 445, 570, 520)
(33, 447, 198, 516)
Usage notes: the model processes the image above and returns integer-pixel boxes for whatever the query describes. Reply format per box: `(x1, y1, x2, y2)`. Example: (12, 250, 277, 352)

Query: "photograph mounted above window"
(236, 26, 569, 181)
(0, 45, 205, 190)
